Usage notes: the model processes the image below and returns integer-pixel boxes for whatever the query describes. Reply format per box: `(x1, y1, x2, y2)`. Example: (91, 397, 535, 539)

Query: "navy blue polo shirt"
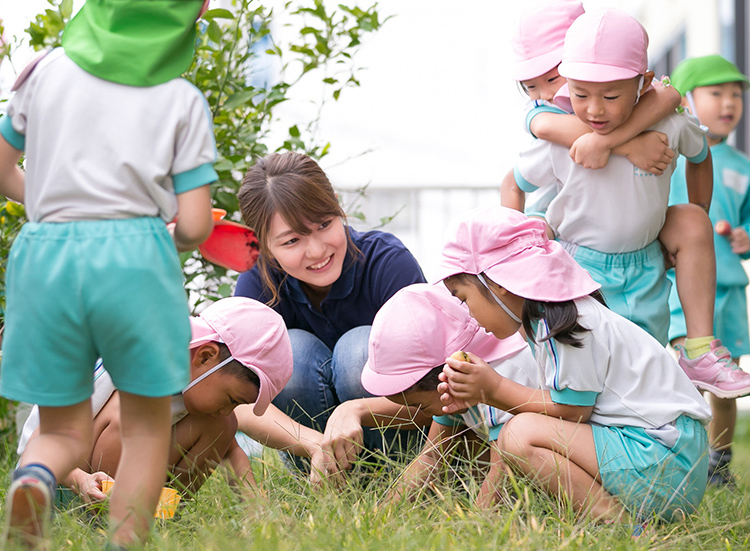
(234, 228, 426, 350)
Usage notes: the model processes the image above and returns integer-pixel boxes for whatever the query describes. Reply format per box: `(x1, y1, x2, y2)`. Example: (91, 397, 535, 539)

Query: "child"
(0, 1, 215, 547)
(667, 55, 750, 485)
(437, 207, 712, 522)
(507, 8, 750, 397)
(359, 283, 539, 507)
(17, 297, 294, 502)
(503, 0, 679, 218)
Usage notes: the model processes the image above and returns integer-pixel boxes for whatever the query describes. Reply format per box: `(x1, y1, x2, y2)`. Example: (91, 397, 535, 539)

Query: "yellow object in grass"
(100, 480, 181, 519)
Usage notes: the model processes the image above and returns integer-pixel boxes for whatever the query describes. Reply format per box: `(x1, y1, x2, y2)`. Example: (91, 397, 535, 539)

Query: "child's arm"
(234, 403, 323, 458)
(223, 437, 257, 488)
(0, 136, 25, 203)
(685, 150, 713, 213)
(384, 420, 458, 505)
(500, 169, 525, 211)
(318, 398, 432, 475)
(65, 468, 114, 504)
(439, 353, 592, 423)
(173, 185, 213, 252)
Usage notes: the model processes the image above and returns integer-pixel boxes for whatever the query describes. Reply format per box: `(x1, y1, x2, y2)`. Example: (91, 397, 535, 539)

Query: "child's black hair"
(445, 272, 607, 348)
(400, 365, 444, 394)
(216, 342, 261, 388)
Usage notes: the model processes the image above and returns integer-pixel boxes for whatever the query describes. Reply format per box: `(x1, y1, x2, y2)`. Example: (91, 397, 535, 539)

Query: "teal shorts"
(592, 415, 708, 522)
(668, 276, 750, 355)
(564, 240, 670, 345)
(0, 218, 191, 406)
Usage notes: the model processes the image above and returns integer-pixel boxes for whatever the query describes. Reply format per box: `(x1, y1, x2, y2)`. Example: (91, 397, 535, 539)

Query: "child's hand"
(318, 403, 365, 474)
(569, 132, 613, 169)
(729, 227, 750, 255)
(439, 352, 501, 412)
(71, 471, 114, 504)
(622, 131, 674, 175)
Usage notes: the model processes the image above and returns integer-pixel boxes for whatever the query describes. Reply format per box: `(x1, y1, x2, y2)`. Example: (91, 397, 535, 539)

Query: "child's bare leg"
(498, 413, 624, 521)
(7, 401, 93, 546)
(108, 392, 171, 548)
(476, 444, 512, 508)
(659, 204, 715, 338)
(708, 391, 737, 450)
(168, 412, 239, 494)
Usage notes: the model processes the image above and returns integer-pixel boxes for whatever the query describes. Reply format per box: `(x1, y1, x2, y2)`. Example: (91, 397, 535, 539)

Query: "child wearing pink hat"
(506, 8, 750, 398)
(435, 206, 712, 522)
(502, 0, 679, 217)
(15, 298, 311, 506)
(360, 283, 539, 506)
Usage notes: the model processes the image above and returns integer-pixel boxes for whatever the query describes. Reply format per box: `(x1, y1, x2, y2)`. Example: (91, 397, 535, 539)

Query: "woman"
(234, 151, 426, 469)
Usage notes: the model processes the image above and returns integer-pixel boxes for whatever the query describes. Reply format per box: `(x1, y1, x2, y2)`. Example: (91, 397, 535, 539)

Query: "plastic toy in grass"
(100, 480, 181, 520)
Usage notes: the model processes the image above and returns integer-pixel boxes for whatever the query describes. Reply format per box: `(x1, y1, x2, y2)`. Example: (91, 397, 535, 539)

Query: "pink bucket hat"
(433, 207, 600, 302)
(361, 283, 528, 396)
(512, 0, 584, 81)
(189, 297, 293, 415)
(558, 8, 648, 83)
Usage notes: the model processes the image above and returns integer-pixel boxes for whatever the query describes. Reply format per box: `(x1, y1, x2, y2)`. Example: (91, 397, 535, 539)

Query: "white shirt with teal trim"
(532, 296, 712, 429)
(514, 110, 708, 253)
(0, 48, 217, 223)
(432, 347, 540, 441)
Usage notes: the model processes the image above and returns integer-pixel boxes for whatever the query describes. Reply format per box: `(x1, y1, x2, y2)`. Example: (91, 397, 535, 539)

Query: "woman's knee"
(331, 326, 372, 401)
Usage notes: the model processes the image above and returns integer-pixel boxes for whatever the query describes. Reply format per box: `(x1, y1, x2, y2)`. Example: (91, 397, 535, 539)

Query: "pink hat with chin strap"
(512, 0, 584, 82)
(361, 283, 528, 397)
(433, 207, 600, 302)
(188, 297, 292, 415)
(558, 8, 648, 83)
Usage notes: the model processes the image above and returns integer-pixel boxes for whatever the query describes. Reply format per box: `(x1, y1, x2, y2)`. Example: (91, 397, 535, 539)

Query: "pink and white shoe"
(675, 339, 750, 399)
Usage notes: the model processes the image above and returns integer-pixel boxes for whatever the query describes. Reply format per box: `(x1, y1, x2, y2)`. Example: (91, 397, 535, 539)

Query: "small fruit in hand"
(715, 220, 732, 236)
(450, 351, 470, 362)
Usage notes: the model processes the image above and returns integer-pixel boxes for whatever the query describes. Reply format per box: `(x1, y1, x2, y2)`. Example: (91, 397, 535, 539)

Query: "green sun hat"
(670, 54, 749, 96)
(62, 0, 204, 87)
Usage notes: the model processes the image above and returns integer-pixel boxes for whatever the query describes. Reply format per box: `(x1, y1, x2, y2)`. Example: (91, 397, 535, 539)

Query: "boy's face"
(183, 365, 260, 417)
(521, 66, 565, 102)
(690, 82, 744, 141)
(567, 75, 648, 135)
(388, 389, 451, 417)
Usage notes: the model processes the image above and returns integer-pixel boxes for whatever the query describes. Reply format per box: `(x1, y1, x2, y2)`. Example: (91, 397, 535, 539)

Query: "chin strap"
(476, 273, 522, 324)
(183, 355, 234, 393)
(635, 74, 645, 104)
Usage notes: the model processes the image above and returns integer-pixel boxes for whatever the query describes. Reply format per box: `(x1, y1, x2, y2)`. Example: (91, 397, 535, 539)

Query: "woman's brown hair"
(238, 152, 359, 306)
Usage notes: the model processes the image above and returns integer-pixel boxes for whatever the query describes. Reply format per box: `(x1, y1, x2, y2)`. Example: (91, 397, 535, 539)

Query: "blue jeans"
(273, 327, 417, 461)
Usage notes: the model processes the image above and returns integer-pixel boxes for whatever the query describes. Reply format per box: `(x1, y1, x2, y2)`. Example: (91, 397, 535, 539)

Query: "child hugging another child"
(667, 55, 750, 485)
(437, 207, 712, 524)
(505, 8, 750, 398)
(0, 0, 215, 548)
(359, 283, 538, 507)
(17, 298, 293, 503)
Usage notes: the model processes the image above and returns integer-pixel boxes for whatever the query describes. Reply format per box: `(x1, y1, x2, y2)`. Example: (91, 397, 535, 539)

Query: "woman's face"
(266, 212, 348, 293)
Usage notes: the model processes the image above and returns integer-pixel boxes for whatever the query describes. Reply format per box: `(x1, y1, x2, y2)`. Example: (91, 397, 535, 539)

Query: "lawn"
(2, 415, 750, 550)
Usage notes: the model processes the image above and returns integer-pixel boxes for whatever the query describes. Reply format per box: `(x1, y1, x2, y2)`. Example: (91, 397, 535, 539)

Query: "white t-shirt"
(532, 296, 712, 429)
(514, 111, 708, 253)
(2, 48, 217, 223)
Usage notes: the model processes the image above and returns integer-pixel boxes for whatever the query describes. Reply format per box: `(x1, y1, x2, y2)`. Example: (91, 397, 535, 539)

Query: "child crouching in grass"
(18, 297, 294, 504)
(435, 207, 712, 524)
(359, 283, 539, 507)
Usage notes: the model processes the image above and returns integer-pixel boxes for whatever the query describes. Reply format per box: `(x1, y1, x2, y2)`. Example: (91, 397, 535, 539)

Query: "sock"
(684, 336, 714, 359)
(709, 447, 731, 472)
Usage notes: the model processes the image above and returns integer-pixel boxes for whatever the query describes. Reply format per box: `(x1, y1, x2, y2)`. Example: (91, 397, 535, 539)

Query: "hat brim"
(361, 360, 433, 397)
(559, 61, 639, 83)
(512, 48, 563, 82)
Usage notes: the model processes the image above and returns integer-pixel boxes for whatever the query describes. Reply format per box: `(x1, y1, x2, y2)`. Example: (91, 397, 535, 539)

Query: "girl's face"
(567, 74, 652, 135)
(690, 82, 744, 144)
(266, 212, 347, 294)
(521, 66, 565, 102)
(444, 278, 523, 340)
(184, 352, 260, 417)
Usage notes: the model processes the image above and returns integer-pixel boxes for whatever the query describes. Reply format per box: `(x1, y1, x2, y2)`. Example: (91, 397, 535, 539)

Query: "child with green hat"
(0, 0, 215, 548)
(667, 54, 750, 487)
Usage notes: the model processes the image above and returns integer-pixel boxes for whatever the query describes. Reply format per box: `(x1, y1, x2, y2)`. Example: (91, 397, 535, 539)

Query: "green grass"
(3, 417, 750, 550)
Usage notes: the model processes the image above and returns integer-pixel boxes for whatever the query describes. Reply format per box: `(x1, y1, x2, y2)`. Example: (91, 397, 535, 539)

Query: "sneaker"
(675, 339, 750, 398)
(3, 465, 56, 550)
